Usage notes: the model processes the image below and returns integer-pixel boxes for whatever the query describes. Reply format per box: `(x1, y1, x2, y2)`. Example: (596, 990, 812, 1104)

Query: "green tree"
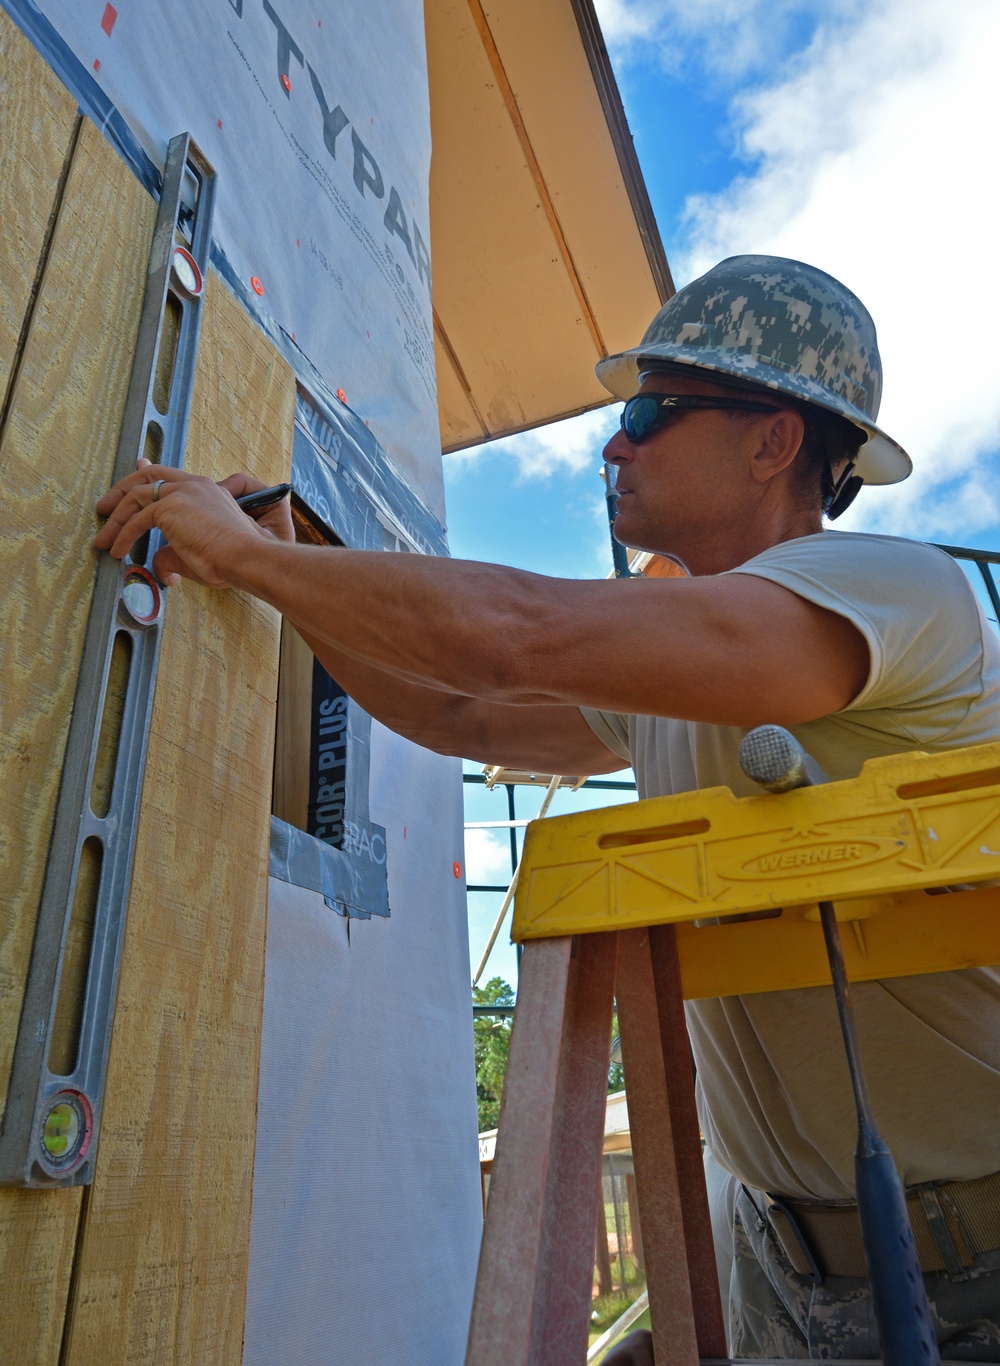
(473, 979, 625, 1132)
(608, 1008, 625, 1094)
(473, 977, 514, 1132)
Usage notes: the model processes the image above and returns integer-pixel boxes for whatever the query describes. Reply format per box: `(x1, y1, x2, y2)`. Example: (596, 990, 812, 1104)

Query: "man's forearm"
(290, 621, 479, 755)
(228, 536, 869, 727)
(287, 622, 627, 776)
(231, 538, 566, 702)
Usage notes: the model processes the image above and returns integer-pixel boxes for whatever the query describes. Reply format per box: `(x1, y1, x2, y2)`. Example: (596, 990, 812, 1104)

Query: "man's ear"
(749, 408, 805, 485)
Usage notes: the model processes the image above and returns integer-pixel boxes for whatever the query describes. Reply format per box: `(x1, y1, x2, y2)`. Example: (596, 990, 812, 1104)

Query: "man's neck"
(665, 508, 826, 577)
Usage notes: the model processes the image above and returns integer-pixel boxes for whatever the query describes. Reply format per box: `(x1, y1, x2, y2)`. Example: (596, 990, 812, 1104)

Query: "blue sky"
(450, 0, 1000, 985)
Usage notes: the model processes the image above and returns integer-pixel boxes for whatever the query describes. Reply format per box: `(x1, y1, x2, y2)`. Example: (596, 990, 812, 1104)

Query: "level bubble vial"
(40, 1091, 92, 1174)
(121, 566, 161, 624)
(170, 245, 203, 298)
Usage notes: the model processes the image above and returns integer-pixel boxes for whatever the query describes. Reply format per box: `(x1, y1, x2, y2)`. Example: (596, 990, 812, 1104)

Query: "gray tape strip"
(269, 816, 388, 920)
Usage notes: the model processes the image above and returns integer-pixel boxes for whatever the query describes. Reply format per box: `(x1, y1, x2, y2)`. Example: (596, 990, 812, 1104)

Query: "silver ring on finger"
(151, 479, 164, 502)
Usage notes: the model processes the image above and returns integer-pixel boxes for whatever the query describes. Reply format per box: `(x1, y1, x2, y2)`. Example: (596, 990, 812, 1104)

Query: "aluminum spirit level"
(0, 134, 216, 1188)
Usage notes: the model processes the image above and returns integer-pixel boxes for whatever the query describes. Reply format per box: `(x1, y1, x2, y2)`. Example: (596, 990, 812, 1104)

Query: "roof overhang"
(426, 0, 673, 452)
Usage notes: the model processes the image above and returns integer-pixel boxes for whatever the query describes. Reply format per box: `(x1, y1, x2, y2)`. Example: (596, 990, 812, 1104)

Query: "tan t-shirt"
(582, 531, 1000, 1200)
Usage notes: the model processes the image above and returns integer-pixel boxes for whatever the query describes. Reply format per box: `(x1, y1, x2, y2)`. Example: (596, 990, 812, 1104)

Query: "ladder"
(464, 737, 1000, 1365)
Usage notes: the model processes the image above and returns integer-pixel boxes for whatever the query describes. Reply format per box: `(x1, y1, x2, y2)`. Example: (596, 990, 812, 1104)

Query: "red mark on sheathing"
(280, 73, 292, 92)
(251, 276, 264, 296)
(336, 388, 347, 404)
(453, 862, 462, 880)
(93, 58, 101, 72)
(101, 4, 117, 36)
(403, 826, 407, 839)
(217, 118, 223, 129)
(296, 238, 300, 247)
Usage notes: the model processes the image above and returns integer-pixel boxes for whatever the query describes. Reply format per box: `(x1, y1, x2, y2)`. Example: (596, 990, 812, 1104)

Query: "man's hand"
(601, 1328, 655, 1365)
(95, 465, 294, 587)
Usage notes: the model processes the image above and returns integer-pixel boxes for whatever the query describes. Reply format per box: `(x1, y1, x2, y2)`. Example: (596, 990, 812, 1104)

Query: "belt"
(762, 1168, 1000, 1283)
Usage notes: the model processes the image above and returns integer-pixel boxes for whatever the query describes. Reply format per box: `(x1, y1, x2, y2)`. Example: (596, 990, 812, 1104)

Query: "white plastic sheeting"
(33, 0, 444, 518)
(246, 724, 481, 1366)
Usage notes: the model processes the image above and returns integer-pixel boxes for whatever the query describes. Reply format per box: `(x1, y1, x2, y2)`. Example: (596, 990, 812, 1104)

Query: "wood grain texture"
(646, 925, 726, 1357)
(271, 623, 314, 832)
(0, 112, 155, 1366)
(0, 1185, 85, 1364)
(0, 9, 79, 406)
(0, 118, 155, 1107)
(63, 274, 294, 1366)
(614, 929, 701, 1366)
(615, 927, 727, 1365)
(466, 937, 575, 1365)
(528, 932, 617, 1366)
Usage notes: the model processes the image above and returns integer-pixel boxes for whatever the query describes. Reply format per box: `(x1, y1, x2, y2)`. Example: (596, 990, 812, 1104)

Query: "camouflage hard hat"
(596, 255, 911, 486)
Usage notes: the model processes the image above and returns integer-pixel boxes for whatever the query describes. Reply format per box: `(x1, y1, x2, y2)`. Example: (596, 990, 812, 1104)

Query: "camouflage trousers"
(730, 1183, 1000, 1361)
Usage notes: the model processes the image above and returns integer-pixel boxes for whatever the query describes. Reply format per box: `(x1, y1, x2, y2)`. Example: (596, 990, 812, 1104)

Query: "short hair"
(636, 361, 863, 513)
(795, 407, 864, 513)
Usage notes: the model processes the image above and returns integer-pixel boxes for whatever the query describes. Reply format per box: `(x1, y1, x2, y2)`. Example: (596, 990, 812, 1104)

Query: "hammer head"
(738, 725, 825, 792)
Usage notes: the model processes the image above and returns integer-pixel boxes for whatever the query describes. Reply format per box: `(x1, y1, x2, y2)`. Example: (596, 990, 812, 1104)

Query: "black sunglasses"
(620, 392, 780, 444)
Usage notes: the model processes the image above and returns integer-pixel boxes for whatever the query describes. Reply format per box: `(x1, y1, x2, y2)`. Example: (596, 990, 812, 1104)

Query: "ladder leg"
(616, 925, 728, 1365)
(531, 931, 618, 1363)
(465, 932, 617, 1366)
(648, 923, 729, 1356)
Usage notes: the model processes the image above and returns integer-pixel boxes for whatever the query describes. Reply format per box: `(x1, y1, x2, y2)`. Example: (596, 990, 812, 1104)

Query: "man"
(96, 257, 1000, 1359)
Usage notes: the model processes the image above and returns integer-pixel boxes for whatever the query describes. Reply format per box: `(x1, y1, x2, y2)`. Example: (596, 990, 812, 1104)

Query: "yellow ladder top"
(512, 739, 1000, 998)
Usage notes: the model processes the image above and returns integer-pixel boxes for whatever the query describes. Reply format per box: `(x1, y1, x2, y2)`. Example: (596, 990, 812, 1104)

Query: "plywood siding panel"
(0, 1186, 83, 1366)
(0, 10, 79, 403)
(64, 276, 294, 1366)
(272, 623, 315, 833)
(0, 116, 154, 1111)
(0, 110, 155, 1365)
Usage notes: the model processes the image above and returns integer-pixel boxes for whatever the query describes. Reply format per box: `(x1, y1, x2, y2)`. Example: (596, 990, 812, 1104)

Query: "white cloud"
(463, 827, 514, 886)
(443, 405, 619, 484)
(665, 0, 1000, 541)
(592, 0, 661, 45)
(446, 406, 627, 577)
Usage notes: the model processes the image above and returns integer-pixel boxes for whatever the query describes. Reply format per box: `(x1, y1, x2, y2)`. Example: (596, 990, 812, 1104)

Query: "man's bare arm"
(291, 624, 628, 774)
(245, 548, 868, 728)
(95, 470, 869, 730)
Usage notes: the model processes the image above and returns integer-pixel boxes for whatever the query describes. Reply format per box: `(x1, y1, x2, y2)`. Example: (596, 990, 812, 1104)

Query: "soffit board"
(427, 0, 672, 452)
